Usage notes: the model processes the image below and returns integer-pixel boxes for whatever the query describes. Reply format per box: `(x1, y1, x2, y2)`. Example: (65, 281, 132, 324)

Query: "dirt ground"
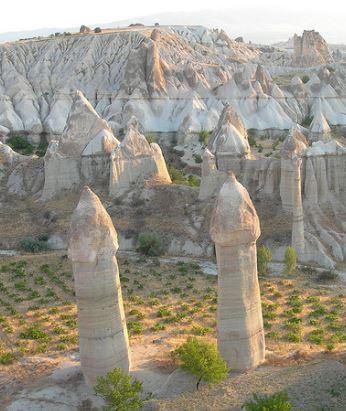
(0, 251, 345, 409)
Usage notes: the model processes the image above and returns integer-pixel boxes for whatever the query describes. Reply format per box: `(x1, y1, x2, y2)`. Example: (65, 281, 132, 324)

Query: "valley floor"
(0, 251, 345, 410)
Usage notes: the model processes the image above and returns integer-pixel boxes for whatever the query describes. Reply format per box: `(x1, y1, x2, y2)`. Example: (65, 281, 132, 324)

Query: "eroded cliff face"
(0, 26, 345, 139)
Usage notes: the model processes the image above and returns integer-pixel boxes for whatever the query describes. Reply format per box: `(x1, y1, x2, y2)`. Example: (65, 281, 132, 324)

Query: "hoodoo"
(68, 187, 130, 387)
(210, 173, 265, 370)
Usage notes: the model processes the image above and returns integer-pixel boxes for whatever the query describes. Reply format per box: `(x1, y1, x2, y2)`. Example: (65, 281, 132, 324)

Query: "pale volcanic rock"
(198, 148, 227, 201)
(210, 173, 265, 370)
(292, 30, 334, 67)
(209, 104, 251, 170)
(280, 127, 308, 213)
(291, 158, 305, 256)
(68, 187, 130, 387)
(0, 26, 345, 135)
(309, 108, 331, 142)
(41, 91, 119, 200)
(109, 118, 171, 197)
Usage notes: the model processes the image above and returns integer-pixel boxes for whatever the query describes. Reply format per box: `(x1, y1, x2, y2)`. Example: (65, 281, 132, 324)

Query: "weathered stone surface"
(280, 127, 308, 212)
(209, 104, 250, 166)
(292, 30, 334, 67)
(309, 108, 331, 142)
(109, 118, 171, 197)
(291, 158, 305, 256)
(68, 187, 130, 387)
(42, 91, 119, 200)
(210, 173, 265, 370)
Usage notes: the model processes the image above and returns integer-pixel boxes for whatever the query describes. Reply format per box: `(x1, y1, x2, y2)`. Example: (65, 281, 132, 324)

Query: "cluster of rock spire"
(69, 172, 265, 386)
(41, 90, 171, 200)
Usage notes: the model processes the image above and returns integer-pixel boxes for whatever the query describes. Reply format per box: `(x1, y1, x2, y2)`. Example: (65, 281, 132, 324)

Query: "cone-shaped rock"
(68, 187, 130, 387)
(310, 109, 331, 142)
(209, 104, 249, 157)
(109, 117, 171, 196)
(210, 173, 265, 370)
(42, 91, 119, 200)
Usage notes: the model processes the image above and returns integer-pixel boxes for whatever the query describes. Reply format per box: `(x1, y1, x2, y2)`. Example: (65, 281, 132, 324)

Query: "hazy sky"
(1, 0, 342, 32)
(0, 0, 345, 44)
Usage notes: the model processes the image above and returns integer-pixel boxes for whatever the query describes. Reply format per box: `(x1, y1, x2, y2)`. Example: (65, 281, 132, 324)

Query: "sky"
(1, 0, 345, 43)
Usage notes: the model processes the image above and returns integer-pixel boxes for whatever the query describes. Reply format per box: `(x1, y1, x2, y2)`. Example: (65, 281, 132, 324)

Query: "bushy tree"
(20, 236, 49, 253)
(7, 136, 34, 155)
(174, 337, 228, 389)
(198, 130, 210, 145)
(242, 391, 291, 411)
(257, 246, 272, 275)
(94, 368, 143, 411)
(301, 75, 309, 84)
(137, 233, 164, 257)
(284, 247, 297, 274)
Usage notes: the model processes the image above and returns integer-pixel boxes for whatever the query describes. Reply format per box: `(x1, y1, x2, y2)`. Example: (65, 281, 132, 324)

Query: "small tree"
(301, 75, 309, 84)
(284, 247, 297, 274)
(94, 27, 102, 33)
(257, 246, 272, 275)
(174, 337, 228, 389)
(94, 368, 143, 411)
(242, 391, 291, 411)
(137, 233, 164, 256)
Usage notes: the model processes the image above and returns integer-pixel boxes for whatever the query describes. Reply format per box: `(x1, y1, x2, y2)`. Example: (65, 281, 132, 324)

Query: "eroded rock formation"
(109, 118, 171, 197)
(42, 90, 119, 199)
(210, 173, 265, 369)
(292, 30, 334, 67)
(280, 127, 308, 212)
(68, 187, 130, 387)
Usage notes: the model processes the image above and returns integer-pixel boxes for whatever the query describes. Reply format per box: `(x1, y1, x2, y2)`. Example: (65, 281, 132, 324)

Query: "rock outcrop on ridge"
(292, 30, 334, 67)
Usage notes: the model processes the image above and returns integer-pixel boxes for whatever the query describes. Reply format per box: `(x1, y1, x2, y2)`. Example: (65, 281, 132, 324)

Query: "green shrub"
(317, 270, 338, 282)
(191, 325, 211, 336)
(0, 351, 16, 365)
(198, 130, 210, 145)
(242, 391, 291, 411)
(284, 247, 297, 274)
(157, 308, 171, 318)
(174, 337, 228, 389)
(127, 321, 143, 335)
(35, 141, 48, 157)
(94, 27, 102, 33)
(301, 75, 309, 84)
(7, 136, 34, 155)
(193, 153, 203, 163)
(187, 175, 201, 187)
(20, 325, 49, 341)
(137, 233, 164, 257)
(257, 246, 272, 275)
(20, 237, 49, 253)
(94, 368, 143, 411)
(301, 115, 313, 127)
(248, 134, 257, 147)
(285, 331, 301, 343)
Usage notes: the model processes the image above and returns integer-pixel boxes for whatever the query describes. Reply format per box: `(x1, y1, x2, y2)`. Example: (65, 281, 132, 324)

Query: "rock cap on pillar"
(68, 186, 118, 263)
(210, 172, 261, 247)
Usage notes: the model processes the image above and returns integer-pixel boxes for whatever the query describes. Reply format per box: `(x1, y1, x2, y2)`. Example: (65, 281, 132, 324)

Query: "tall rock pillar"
(68, 187, 130, 387)
(210, 173, 265, 370)
(291, 158, 305, 256)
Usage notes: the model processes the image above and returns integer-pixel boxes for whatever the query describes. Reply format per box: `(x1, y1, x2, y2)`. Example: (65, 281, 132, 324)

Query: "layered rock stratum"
(0, 25, 345, 139)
